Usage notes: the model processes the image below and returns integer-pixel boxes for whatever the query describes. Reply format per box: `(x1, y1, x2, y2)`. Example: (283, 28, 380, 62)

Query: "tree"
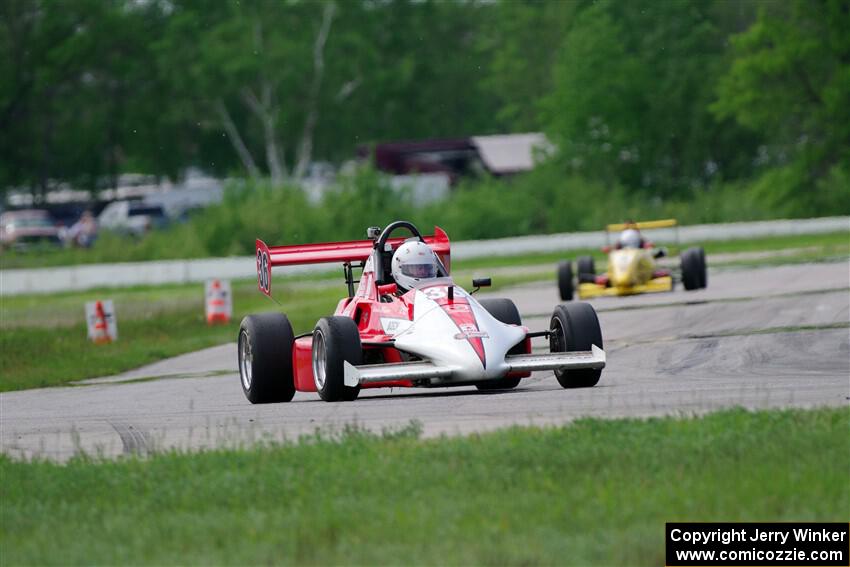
(156, 0, 344, 183)
(477, 0, 579, 132)
(0, 0, 177, 196)
(541, 0, 762, 197)
(712, 0, 850, 213)
(314, 0, 501, 154)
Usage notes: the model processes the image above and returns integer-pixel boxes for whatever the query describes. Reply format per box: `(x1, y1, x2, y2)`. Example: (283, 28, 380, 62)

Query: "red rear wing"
(256, 227, 451, 297)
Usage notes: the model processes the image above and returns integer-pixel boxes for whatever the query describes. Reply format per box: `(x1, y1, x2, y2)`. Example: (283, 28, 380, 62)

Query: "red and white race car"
(239, 221, 606, 403)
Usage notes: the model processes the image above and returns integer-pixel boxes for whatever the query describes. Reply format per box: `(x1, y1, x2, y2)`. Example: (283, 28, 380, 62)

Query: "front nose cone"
(611, 271, 635, 287)
(610, 254, 637, 286)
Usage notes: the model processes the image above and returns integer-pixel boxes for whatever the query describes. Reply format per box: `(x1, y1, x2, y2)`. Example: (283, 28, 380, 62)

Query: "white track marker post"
(205, 279, 232, 325)
(85, 300, 117, 344)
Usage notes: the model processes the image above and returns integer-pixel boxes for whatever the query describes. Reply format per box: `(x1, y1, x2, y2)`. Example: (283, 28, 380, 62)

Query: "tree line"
(1, 0, 847, 215)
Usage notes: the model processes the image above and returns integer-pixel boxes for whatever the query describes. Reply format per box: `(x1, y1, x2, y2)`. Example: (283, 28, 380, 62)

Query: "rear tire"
(312, 317, 362, 402)
(238, 313, 296, 403)
(681, 247, 705, 291)
(557, 261, 574, 301)
(577, 256, 596, 283)
(698, 247, 707, 288)
(550, 303, 603, 388)
(476, 298, 524, 390)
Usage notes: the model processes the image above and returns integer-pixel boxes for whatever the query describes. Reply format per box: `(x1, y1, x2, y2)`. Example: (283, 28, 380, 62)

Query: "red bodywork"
(260, 227, 528, 392)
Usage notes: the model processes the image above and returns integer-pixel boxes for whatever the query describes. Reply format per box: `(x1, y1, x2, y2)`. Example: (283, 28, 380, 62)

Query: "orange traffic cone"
(92, 300, 112, 344)
(206, 279, 231, 325)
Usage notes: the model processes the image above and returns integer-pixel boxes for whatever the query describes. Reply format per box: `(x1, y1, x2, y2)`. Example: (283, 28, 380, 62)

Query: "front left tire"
(550, 302, 603, 388)
(681, 247, 707, 290)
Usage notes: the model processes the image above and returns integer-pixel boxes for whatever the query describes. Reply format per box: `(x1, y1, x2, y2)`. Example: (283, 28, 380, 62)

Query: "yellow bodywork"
(605, 218, 677, 232)
(578, 247, 673, 299)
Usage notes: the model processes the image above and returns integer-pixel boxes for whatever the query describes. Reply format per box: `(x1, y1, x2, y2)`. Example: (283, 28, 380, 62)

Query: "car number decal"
(257, 249, 270, 295)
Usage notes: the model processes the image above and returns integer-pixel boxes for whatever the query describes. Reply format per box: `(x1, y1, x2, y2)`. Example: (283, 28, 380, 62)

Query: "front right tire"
(577, 256, 596, 283)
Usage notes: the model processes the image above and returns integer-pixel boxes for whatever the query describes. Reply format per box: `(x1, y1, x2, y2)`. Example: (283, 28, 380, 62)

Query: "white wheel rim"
(239, 330, 253, 390)
(312, 331, 327, 390)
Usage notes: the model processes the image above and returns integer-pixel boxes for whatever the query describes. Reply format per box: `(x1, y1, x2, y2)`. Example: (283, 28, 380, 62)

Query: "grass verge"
(1, 407, 847, 565)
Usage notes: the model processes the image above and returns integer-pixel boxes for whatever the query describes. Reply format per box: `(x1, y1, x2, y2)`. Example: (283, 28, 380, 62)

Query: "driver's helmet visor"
(400, 262, 437, 279)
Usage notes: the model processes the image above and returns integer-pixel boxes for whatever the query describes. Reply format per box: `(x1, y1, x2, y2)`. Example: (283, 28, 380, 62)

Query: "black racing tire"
(557, 261, 574, 301)
(238, 313, 296, 404)
(697, 247, 707, 288)
(577, 256, 596, 283)
(312, 317, 363, 402)
(681, 247, 704, 291)
(476, 298, 524, 391)
(549, 303, 603, 388)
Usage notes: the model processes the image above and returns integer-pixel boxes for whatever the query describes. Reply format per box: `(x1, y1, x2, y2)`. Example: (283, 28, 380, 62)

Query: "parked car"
(65, 210, 99, 248)
(97, 200, 168, 237)
(0, 209, 63, 250)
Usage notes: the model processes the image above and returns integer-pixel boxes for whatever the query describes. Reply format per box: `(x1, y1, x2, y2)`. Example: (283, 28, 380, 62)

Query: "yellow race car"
(558, 219, 707, 301)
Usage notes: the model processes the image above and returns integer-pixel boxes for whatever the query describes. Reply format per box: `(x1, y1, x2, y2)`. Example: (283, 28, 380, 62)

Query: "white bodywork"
(345, 281, 606, 387)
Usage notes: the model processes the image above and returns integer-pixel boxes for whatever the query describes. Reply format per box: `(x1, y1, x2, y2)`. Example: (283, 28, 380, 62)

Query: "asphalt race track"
(2, 261, 848, 460)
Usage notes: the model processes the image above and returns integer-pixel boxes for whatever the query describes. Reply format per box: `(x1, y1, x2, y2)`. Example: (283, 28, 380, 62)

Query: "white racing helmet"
(391, 240, 439, 292)
(619, 228, 642, 249)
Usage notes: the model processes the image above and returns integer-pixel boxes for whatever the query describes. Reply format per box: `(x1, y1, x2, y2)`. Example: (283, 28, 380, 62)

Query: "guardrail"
(1, 216, 847, 295)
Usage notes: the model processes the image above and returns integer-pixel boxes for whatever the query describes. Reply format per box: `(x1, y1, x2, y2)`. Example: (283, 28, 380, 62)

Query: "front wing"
(344, 345, 605, 387)
(578, 276, 673, 299)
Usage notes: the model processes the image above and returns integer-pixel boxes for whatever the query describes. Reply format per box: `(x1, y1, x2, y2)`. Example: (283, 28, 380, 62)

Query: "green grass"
(1, 407, 847, 565)
(0, 277, 337, 330)
(700, 230, 848, 254)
